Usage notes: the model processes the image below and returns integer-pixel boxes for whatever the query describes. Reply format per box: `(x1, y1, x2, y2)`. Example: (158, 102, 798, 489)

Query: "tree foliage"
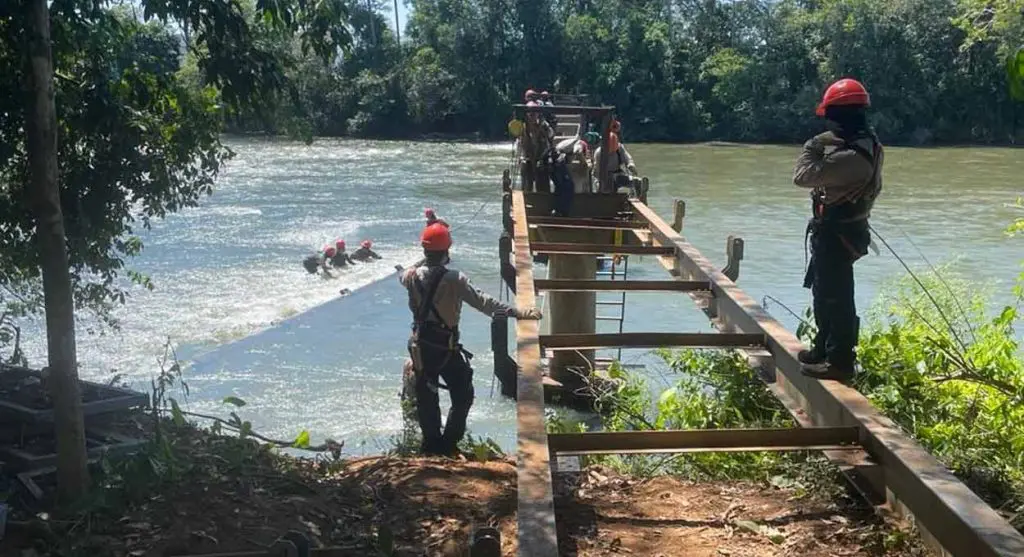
(0, 0, 350, 329)
(237, 0, 1023, 144)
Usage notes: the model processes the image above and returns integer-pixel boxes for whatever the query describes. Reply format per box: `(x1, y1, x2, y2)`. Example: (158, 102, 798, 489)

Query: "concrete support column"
(548, 251, 597, 389)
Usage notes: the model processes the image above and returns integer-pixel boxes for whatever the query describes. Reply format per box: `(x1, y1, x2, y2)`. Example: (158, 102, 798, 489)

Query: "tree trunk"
(23, 0, 90, 499)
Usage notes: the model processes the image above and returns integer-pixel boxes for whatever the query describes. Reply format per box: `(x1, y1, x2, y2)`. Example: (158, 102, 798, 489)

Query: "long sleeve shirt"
(793, 132, 883, 208)
(400, 266, 516, 329)
(592, 145, 635, 174)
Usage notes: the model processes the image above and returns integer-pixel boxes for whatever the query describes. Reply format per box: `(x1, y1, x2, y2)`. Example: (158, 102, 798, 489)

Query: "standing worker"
(401, 223, 541, 456)
(592, 131, 637, 192)
(794, 78, 883, 381)
(350, 240, 382, 262)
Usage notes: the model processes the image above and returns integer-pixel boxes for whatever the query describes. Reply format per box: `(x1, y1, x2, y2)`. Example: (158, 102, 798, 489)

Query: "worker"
(793, 78, 883, 381)
(350, 240, 382, 262)
(302, 245, 336, 277)
(524, 89, 539, 103)
(548, 137, 591, 216)
(330, 239, 354, 268)
(523, 100, 554, 192)
(539, 90, 558, 126)
(401, 223, 542, 456)
(425, 208, 449, 228)
(592, 132, 637, 193)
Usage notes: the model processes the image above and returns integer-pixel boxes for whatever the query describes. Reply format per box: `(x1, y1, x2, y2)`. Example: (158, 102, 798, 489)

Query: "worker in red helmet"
(524, 89, 539, 103)
(424, 208, 449, 228)
(350, 239, 382, 263)
(302, 244, 337, 277)
(401, 223, 541, 456)
(794, 78, 884, 382)
(330, 239, 354, 268)
(592, 132, 637, 193)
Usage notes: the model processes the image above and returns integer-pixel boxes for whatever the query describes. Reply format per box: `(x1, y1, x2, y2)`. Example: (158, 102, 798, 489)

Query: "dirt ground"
(554, 466, 926, 557)
(2, 454, 517, 557)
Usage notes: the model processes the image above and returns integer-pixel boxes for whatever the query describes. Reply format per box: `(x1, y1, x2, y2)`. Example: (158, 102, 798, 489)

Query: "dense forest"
(228, 0, 1024, 144)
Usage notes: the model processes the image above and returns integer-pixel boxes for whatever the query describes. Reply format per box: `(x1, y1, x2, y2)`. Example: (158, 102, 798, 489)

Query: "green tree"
(0, 0, 351, 498)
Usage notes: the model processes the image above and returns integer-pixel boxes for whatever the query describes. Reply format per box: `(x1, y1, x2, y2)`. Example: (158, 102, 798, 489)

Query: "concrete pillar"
(548, 249, 597, 389)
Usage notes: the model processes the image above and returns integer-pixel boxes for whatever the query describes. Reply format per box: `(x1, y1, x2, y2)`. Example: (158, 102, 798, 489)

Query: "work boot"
(798, 347, 827, 370)
(801, 360, 856, 383)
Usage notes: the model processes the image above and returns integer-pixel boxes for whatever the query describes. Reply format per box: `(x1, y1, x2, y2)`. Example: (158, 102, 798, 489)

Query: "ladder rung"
(596, 301, 625, 306)
(596, 316, 623, 321)
(540, 332, 765, 351)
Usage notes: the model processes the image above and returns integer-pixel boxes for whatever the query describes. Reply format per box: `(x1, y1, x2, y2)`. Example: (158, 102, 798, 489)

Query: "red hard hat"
(816, 78, 870, 116)
(526, 100, 539, 107)
(524, 89, 538, 101)
(421, 222, 452, 251)
(540, 90, 550, 97)
(335, 239, 346, 250)
(361, 240, 372, 249)
(325, 246, 337, 257)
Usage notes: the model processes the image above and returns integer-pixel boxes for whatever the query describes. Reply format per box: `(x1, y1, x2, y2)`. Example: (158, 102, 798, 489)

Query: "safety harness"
(805, 135, 882, 262)
(407, 268, 473, 385)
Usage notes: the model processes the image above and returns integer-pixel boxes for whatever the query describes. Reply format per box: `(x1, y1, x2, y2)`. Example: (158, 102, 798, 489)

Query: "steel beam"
(532, 242, 673, 256)
(511, 191, 558, 557)
(529, 216, 648, 230)
(539, 332, 764, 351)
(522, 192, 629, 218)
(548, 427, 862, 456)
(628, 199, 1024, 557)
(534, 279, 709, 292)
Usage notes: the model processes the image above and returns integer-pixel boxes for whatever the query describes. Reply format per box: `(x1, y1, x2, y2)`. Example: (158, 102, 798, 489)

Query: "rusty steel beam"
(532, 242, 673, 256)
(540, 332, 764, 351)
(548, 427, 862, 456)
(534, 279, 709, 292)
(511, 190, 559, 557)
(629, 199, 1024, 557)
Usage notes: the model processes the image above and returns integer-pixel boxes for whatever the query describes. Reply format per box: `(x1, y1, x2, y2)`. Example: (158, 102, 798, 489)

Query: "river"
(16, 138, 1023, 453)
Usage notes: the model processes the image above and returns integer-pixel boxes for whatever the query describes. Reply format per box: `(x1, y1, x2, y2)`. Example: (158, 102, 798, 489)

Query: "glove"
(517, 307, 543, 320)
(807, 131, 843, 152)
(627, 164, 637, 175)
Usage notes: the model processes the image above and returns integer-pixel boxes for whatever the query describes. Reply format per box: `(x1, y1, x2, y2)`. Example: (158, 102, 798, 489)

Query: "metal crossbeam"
(539, 332, 764, 351)
(531, 242, 673, 256)
(534, 279, 709, 292)
(529, 216, 648, 230)
(548, 427, 862, 456)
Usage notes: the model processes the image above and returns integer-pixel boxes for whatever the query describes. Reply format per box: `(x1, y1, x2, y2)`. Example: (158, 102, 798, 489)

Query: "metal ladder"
(595, 239, 630, 362)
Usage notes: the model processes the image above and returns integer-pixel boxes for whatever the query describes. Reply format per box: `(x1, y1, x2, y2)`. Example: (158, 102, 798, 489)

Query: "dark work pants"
(804, 225, 868, 368)
(413, 331, 475, 456)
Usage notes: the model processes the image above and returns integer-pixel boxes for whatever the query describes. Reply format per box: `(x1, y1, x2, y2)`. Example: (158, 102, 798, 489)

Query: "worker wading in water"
(401, 223, 541, 456)
(330, 239, 354, 268)
(302, 245, 336, 277)
(349, 240, 382, 262)
(794, 78, 884, 381)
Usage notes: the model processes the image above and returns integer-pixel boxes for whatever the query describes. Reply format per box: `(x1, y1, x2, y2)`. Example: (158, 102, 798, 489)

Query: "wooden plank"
(534, 279, 709, 292)
(629, 199, 1024, 557)
(511, 190, 559, 557)
(532, 242, 673, 256)
(540, 332, 764, 351)
(529, 216, 648, 230)
(548, 427, 861, 455)
(514, 103, 615, 116)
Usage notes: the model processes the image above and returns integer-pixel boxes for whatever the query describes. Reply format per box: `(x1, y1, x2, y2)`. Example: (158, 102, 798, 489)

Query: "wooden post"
(672, 199, 686, 232)
(547, 232, 597, 388)
(24, 0, 90, 499)
(597, 113, 613, 193)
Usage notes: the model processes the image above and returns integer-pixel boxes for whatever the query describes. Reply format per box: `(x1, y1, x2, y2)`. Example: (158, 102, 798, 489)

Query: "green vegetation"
(233, 0, 1024, 144)
(555, 268, 1024, 532)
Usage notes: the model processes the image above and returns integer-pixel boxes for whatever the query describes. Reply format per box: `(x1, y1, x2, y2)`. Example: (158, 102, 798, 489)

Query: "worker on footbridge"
(593, 130, 638, 193)
(793, 78, 884, 381)
(400, 223, 541, 456)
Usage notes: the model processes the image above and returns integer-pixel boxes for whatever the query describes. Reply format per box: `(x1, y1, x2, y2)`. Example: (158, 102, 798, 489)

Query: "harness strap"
(414, 268, 450, 330)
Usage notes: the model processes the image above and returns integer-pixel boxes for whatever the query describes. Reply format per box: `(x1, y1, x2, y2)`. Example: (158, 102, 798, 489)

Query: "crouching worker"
(350, 240, 382, 262)
(302, 245, 336, 277)
(401, 223, 542, 456)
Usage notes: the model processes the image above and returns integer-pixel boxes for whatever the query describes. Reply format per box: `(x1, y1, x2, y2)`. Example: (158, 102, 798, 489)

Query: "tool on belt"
(407, 268, 473, 392)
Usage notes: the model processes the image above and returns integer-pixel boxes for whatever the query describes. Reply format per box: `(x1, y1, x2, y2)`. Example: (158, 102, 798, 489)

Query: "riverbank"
(0, 416, 924, 557)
